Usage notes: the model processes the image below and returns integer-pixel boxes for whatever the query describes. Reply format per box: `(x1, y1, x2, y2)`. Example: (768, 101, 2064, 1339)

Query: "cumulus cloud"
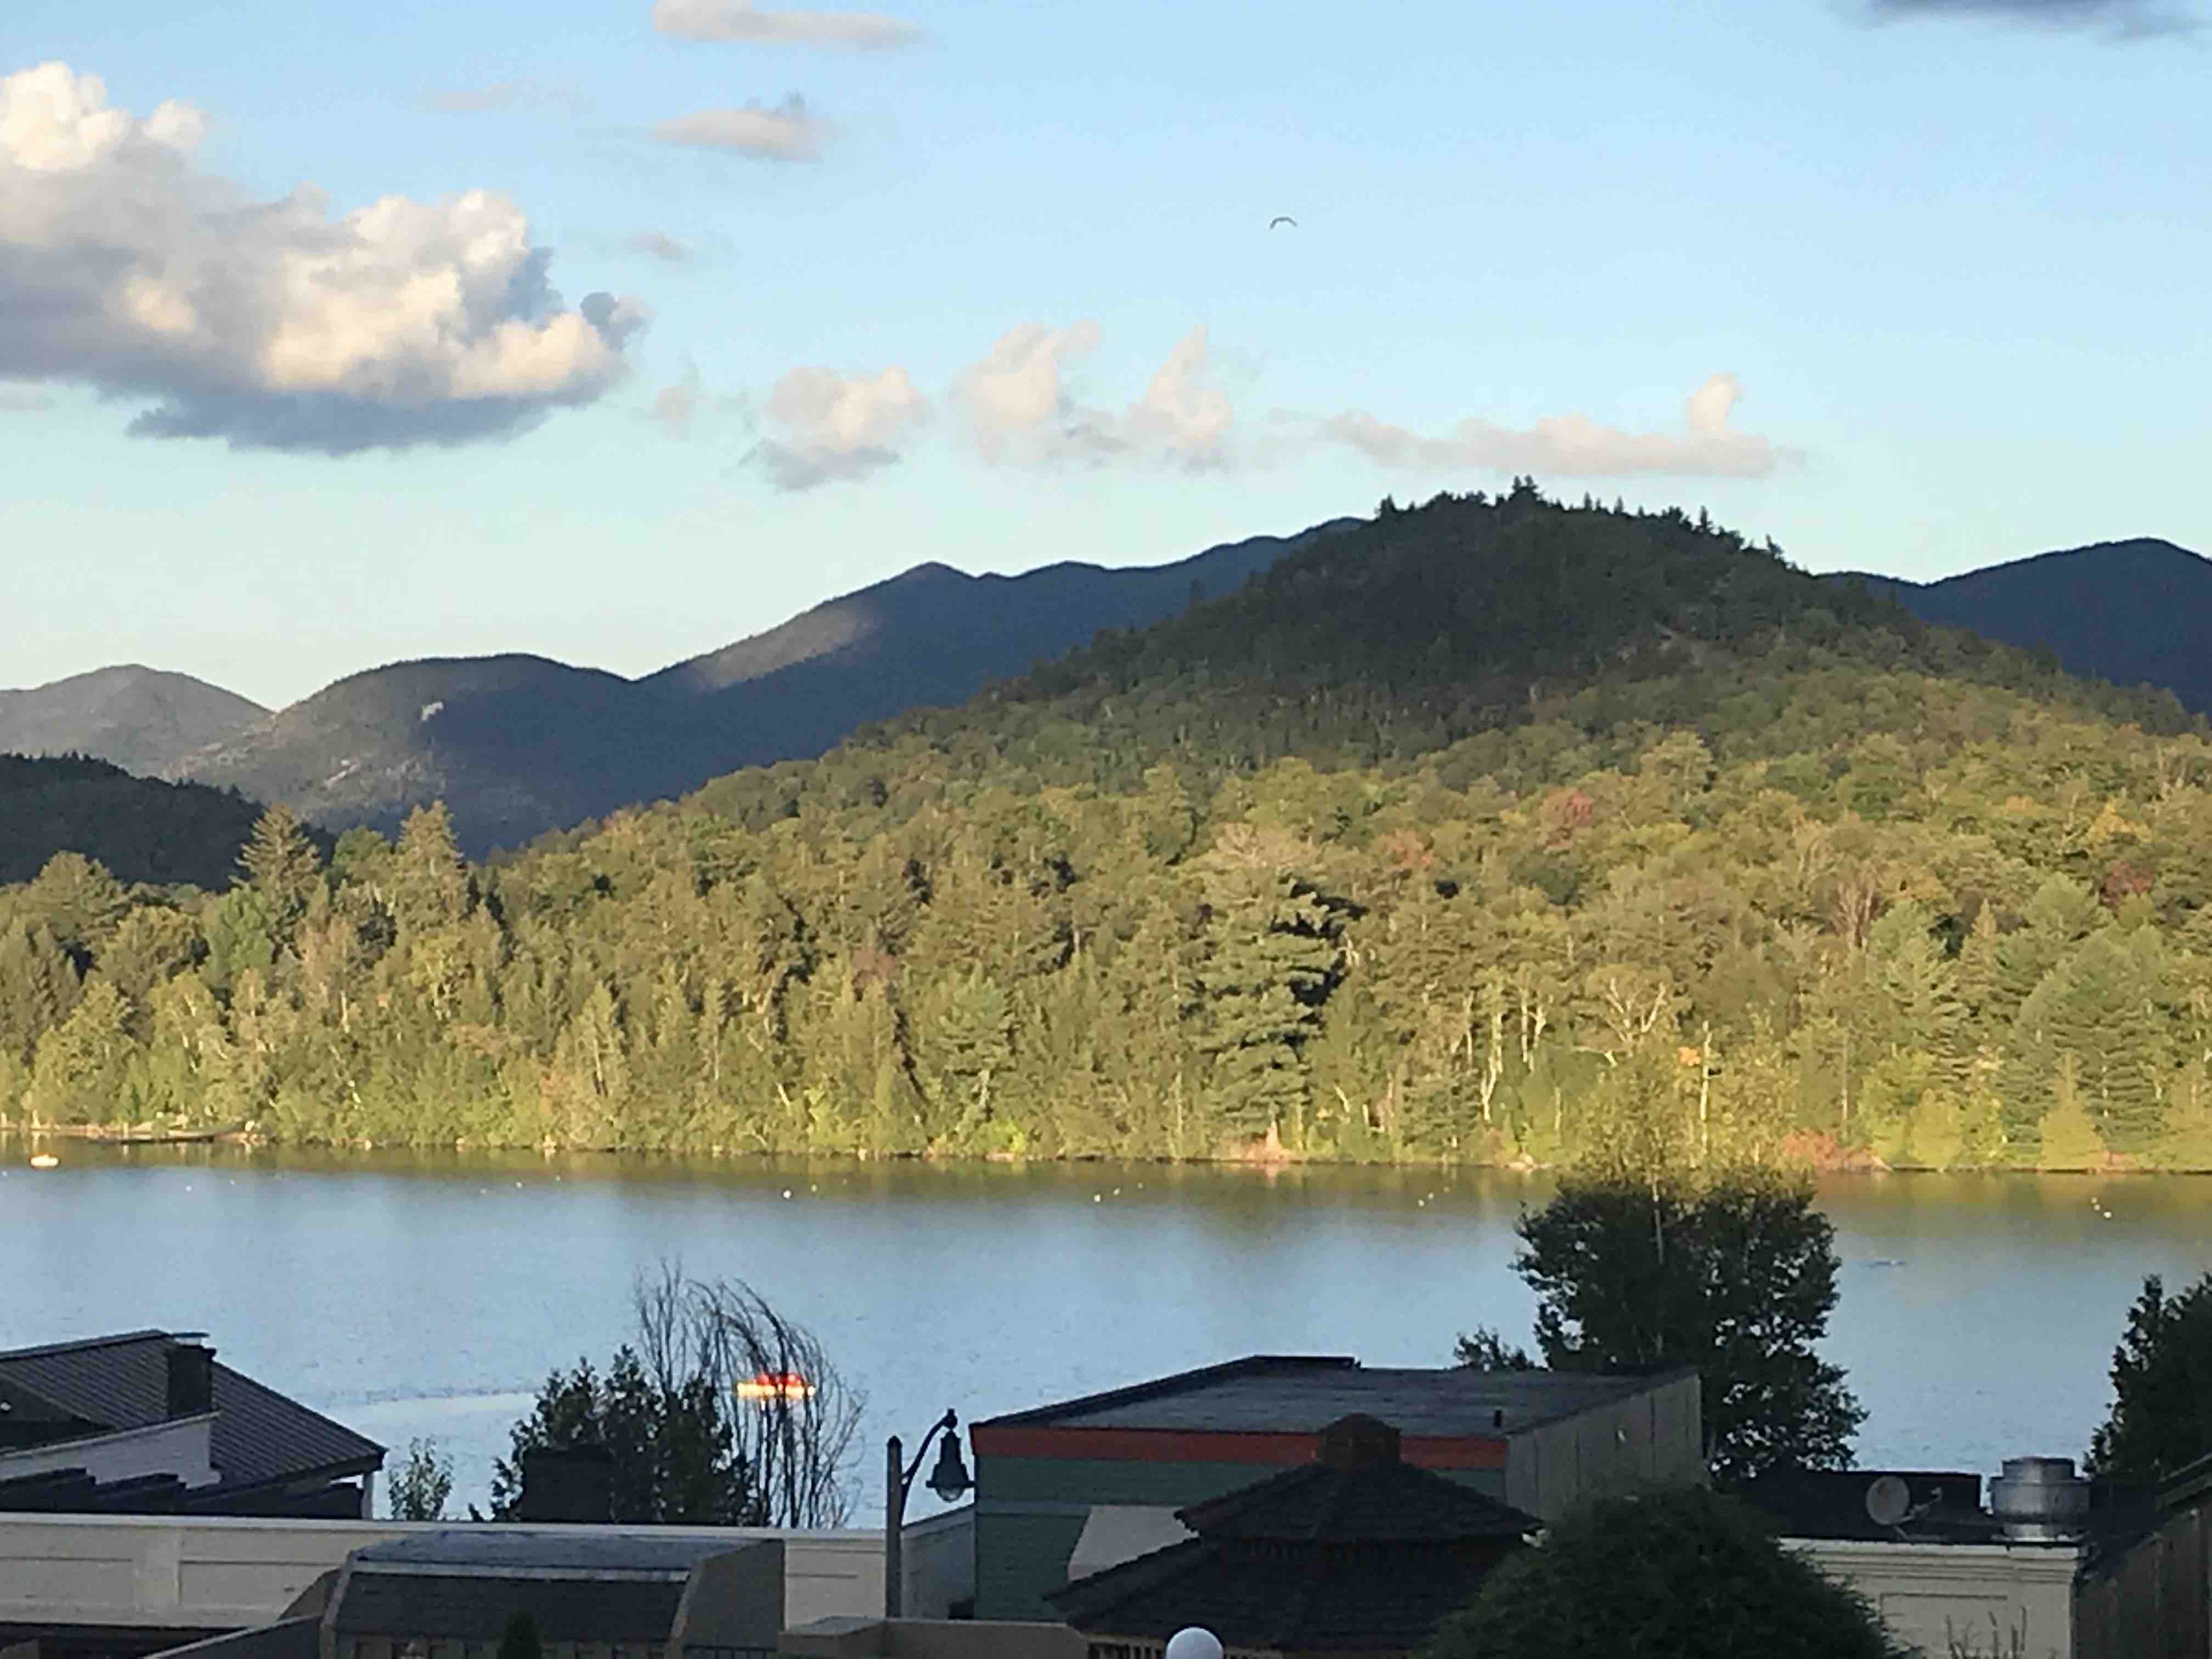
(951, 322, 1249, 471)
(748, 364, 925, 489)
(424, 80, 588, 114)
(952, 321, 1119, 464)
(652, 0, 923, 47)
(0, 63, 645, 454)
(1862, 0, 2199, 32)
(653, 95, 826, 160)
(628, 230, 697, 263)
(1308, 374, 1785, 480)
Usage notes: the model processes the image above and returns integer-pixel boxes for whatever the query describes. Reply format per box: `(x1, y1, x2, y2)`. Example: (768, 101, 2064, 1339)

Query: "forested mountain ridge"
(10, 487, 2212, 1177)
(0, 667, 266, 775)
(0, 755, 269, 889)
(1841, 537, 2212, 716)
(165, 521, 1359, 854)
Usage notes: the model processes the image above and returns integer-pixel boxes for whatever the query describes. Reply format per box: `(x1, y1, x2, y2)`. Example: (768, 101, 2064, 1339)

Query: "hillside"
(0, 666, 266, 775)
(12, 487, 2212, 1179)
(1837, 538, 2212, 716)
(0, 754, 266, 888)
(169, 521, 1357, 854)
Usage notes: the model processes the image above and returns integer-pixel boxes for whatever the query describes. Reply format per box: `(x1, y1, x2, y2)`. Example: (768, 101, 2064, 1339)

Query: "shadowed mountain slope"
(0, 755, 267, 888)
(168, 521, 1358, 854)
(1835, 538, 2212, 714)
(0, 666, 266, 775)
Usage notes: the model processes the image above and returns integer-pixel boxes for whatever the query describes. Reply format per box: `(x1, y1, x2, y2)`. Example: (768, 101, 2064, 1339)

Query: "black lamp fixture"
(885, 1408, 970, 1618)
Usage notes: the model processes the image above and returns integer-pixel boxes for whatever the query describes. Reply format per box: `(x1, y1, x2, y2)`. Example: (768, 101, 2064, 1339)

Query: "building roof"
(350, 1530, 747, 1575)
(1739, 1469, 2002, 1543)
(333, 1573, 688, 1643)
(981, 1355, 1684, 1438)
(1051, 1415, 1536, 1653)
(0, 1331, 385, 1493)
(1052, 1537, 1516, 1653)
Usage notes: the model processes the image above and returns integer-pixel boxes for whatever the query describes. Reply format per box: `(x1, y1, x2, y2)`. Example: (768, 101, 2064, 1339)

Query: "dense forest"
(8, 484, 2212, 1171)
(0, 755, 272, 889)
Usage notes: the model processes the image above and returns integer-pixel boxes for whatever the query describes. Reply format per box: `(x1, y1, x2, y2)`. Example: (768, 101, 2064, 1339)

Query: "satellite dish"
(1165, 1632, 1225, 1659)
(1865, 1475, 1912, 1527)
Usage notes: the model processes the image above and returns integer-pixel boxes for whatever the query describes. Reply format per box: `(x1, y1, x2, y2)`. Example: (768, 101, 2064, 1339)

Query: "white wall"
(0, 1415, 218, 1490)
(1790, 1537, 2082, 1659)
(0, 1515, 953, 1635)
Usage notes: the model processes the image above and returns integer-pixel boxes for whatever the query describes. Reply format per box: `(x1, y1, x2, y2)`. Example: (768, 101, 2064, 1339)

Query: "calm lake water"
(4, 1146, 2208, 1520)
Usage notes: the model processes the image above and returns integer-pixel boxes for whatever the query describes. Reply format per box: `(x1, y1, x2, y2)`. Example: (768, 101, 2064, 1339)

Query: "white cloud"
(0, 63, 644, 454)
(749, 364, 926, 489)
(652, 0, 923, 47)
(1863, 0, 2198, 35)
(952, 321, 1120, 464)
(952, 322, 1246, 471)
(1126, 326, 1235, 469)
(653, 95, 826, 160)
(1311, 374, 1786, 479)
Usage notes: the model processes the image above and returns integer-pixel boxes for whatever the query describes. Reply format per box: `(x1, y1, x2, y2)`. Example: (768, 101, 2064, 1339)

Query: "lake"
(4, 1146, 2208, 1520)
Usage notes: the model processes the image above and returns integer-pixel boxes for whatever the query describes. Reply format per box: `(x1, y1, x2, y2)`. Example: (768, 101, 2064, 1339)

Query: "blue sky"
(4, 0, 2207, 708)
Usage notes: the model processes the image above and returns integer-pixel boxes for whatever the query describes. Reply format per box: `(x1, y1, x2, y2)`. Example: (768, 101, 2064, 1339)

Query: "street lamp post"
(884, 1408, 971, 1620)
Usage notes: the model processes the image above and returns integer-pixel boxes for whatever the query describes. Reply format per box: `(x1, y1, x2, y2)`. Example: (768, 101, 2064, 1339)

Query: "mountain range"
(3, 524, 2203, 857)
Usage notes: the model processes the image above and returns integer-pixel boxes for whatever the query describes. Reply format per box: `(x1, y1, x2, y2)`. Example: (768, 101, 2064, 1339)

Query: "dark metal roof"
(1052, 1534, 1523, 1651)
(0, 1331, 384, 1493)
(984, 1355, 1684, 1438)
(351, 1530, 750, 1575)
(144, 1616, 322, 1659)
(334, 1573, 687, 1642)
(1178, 1457, 1539, 1545)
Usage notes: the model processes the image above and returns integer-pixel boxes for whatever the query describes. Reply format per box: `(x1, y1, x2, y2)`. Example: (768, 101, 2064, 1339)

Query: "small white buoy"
(29, 1153, 58, 1170)
(782, 1189, 793, 1199)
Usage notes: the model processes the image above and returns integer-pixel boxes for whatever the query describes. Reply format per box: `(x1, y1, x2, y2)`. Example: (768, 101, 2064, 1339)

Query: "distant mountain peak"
(0, 664, 266, 778)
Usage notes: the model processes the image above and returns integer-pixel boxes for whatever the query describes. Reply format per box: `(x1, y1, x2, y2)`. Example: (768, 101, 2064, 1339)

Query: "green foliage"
(7, 492, 2212, 1168)
(1453, 1327, 1536, 1371)
(0, 756, 273, 890)
(1421, 1485, 1910, 1659)
(489, 1347, 755, 1526)
(1513, 1169, 1865, 1486)
(2086, 1272, 2212, 1489)
(495, 1613, 542, 1659)
(386, 1437, 453, 1520)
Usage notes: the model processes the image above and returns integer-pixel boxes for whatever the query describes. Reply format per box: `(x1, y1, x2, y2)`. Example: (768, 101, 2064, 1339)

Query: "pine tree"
(238, 805, 324, 945)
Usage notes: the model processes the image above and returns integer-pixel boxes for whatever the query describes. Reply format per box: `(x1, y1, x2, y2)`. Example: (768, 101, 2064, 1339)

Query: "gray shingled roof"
(352, 1530, 747, 1574)
(0, 1331, 384, 1492)
(986, 1355, 1679, 1437)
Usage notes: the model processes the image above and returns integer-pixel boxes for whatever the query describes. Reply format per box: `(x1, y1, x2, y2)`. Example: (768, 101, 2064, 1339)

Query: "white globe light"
(1164, 1630, 1224, 1659)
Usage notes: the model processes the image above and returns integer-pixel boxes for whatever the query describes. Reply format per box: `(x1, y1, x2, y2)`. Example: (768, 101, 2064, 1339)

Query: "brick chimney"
(516, 1446, 615, 1522)
(166, 1336, 216, 1419)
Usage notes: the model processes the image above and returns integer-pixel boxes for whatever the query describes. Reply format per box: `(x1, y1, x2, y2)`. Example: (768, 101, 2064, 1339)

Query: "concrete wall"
(1503, 1372, 1703, 1521)
(672, 1539, 785, 1657)
(1790, 1538, 2082, 1659)
(778, 1616, 1085, 1658)
(0, 1418, 219, 1492)
(0, 1516, 957, 1638)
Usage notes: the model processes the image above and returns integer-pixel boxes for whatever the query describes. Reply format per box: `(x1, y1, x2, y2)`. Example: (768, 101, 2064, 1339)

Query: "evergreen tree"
(2087, 1273, 2212, 1489)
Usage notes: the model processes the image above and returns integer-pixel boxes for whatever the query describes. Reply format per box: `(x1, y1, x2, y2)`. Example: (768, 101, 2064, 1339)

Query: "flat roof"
(981, 1356, 1690, 1438)
(351, 1530, 750, 1576)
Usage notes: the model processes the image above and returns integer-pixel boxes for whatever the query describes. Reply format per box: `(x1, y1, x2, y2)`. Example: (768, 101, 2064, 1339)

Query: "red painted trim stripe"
(970, 1424, 1506, 1470)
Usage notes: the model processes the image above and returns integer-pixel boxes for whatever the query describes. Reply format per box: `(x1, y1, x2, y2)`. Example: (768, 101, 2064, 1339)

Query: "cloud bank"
(1863, 0, 2200, 33)
(653, 95, 826, 160)
(652, 0, 923, 47)
(0, 63, 644, 454)
(1311, 374, 1785, 479)
(952, 322, 1239, 470)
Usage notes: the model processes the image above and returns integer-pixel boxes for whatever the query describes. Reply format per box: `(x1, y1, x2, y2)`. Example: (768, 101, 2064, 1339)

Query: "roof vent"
(1988, 1457, 2089, 1542)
